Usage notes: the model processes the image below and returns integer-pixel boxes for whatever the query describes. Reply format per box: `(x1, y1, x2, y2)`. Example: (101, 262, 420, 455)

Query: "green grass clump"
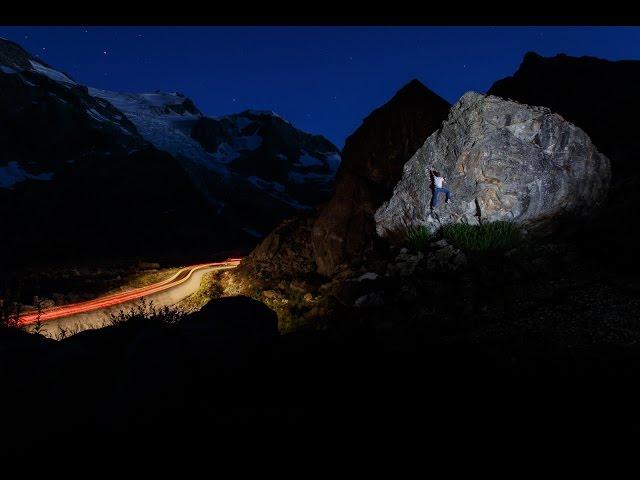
(441, 221, 522, 251)
(406, 226, 435, 252)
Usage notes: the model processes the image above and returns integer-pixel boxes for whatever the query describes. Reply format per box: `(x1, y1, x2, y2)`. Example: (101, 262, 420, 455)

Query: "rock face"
(487, 52, 640, 267)
(488, 52, 640, 181)
(311, 79, 451, 276)
(375, 92, 610, 238)
(235, 213, 317, 285)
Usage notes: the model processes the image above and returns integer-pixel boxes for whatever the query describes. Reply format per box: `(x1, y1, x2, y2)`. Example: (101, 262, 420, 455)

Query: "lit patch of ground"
(178, 270, 225, 313)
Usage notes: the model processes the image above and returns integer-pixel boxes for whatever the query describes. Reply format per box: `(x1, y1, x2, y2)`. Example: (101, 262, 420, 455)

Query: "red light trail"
(18, 258, 242, 326)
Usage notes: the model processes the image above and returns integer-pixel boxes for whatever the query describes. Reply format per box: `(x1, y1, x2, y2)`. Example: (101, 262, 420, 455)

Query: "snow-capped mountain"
(88, 87, 341, 224)
(0, 37, 340, 266)
(0, 38, 142, 189)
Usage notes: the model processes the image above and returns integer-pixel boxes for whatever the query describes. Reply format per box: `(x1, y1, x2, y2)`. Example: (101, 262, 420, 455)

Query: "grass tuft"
(405, 226, 435, 252)
(441, 221, 522, 251)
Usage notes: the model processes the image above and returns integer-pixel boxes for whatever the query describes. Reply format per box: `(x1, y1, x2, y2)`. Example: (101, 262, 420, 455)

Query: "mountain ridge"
(0, 37, 340, 266)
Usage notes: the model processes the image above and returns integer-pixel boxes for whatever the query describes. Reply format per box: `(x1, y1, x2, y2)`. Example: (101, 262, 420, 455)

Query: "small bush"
(441, 221, 522, 251)
(54, 323, 82, 341)
(406, 226, 435, 252)
(109, 298, 185, 327)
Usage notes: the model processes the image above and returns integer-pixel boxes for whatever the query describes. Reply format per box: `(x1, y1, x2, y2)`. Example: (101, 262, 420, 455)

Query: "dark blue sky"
(1, 27, 639, 147)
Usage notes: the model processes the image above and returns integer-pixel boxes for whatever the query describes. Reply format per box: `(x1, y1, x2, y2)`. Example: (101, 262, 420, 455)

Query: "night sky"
(1, 26, 639, 147)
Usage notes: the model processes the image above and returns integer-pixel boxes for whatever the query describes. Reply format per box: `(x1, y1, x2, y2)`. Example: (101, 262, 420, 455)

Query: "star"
(232, 98, 237, 102)
(103, 50, 108, 55)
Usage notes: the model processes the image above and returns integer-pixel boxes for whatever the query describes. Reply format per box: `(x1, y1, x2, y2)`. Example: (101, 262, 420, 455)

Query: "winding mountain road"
(19, 259, 241, 336)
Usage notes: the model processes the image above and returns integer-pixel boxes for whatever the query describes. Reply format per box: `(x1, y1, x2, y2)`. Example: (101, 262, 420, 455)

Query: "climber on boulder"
(429, 169, 452, 209)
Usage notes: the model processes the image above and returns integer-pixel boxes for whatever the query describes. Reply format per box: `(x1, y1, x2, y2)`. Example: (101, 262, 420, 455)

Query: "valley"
(2, 29, 640, 450)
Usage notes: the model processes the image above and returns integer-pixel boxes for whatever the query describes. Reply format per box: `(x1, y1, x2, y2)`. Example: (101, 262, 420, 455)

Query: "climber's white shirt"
(434, 176, 444, 188)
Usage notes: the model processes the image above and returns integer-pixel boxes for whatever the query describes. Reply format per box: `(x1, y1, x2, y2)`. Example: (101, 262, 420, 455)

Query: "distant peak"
(389, 78, 451, 108)
(0, 37, 24, 49)
(404, 78, 426, 88)
(522, 51, 543, 63)
(395, 78, 427, 95)
(0, 37, 41, 70)
(520, 51, 621, 68)
(239, 109, 281, 118)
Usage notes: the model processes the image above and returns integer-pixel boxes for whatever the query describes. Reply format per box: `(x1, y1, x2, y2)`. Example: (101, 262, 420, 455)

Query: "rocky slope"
(375, 92, 610, 237)
(0, 39, 141, 179)
(312, 79, 450, 275)
(229, 80, 452, 327)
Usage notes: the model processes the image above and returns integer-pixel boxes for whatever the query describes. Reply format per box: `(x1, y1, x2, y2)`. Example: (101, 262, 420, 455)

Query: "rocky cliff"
(375, 92, 610, 237)
(311, 79, 450, 275)
(229, 80, 452, 329)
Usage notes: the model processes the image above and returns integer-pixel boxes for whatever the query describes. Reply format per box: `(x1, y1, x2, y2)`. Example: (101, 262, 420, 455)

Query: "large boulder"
(375, 92, 610, 237)
(488, 52, 640, 266)
(488, 52, 640, 181)
(311, 79, 450, 276)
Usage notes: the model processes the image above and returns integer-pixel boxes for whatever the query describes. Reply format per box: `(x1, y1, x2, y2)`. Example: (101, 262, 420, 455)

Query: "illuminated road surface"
(19, 259, 241, 337)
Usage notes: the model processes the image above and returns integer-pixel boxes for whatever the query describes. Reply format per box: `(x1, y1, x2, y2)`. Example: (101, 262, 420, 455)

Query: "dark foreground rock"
(3, 279, 640, 454)
(183, 295, 277, 341)
(375, 92, 610, 237)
